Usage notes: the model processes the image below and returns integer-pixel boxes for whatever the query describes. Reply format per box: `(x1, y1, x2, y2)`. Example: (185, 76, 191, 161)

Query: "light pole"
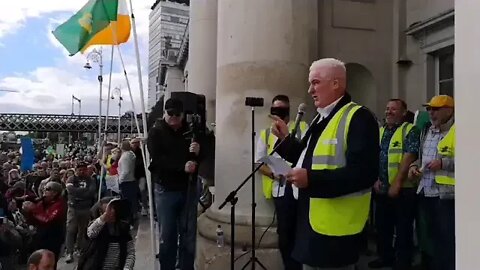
(72, 95, 81, 115)
(111, 87, 123, 145)
(84, 47, 103, 149)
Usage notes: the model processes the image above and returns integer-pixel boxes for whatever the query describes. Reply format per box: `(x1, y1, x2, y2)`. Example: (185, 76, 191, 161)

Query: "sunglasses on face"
(166, 110, 181, 117)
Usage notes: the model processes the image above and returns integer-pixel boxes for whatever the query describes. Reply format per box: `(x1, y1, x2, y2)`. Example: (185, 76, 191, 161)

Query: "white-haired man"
(272, 58, 379, 269)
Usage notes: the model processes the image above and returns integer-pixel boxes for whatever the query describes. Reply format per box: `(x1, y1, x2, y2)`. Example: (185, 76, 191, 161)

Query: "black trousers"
(273, 184, 302, 270)
(374, 188, 416, 269)
(418, 196, 455, 270)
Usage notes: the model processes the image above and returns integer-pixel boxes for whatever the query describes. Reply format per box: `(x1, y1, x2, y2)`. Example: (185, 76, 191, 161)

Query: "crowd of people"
(0, 139, 148, 270)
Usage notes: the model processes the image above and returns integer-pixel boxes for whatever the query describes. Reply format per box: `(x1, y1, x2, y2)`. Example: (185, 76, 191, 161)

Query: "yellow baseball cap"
(423, 95, 454, 108)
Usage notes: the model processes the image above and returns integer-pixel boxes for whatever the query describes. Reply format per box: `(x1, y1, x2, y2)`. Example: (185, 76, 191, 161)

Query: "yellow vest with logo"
(309, 102, 371, 236)
(260, 121, 307, 199)
(380, 122, 414, 186)
(436, 124, 455, 185)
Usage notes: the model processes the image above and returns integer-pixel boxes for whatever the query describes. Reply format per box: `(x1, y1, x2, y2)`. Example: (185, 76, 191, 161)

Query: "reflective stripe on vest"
(380, 122, 414, 184)
(436, 124, 455, 185)
(309, 102, 372, 236)
(260, 121, 307, 199)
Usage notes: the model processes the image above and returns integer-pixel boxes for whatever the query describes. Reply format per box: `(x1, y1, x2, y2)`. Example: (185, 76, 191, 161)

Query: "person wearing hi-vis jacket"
(408, 95, 455, 270)
(255, 94, 307, 270)
(271, 58, 379, 270)
(369, 99, 420, 270)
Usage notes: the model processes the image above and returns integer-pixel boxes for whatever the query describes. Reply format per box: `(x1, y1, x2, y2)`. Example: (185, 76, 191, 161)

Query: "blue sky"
(0, 1, 151, 115)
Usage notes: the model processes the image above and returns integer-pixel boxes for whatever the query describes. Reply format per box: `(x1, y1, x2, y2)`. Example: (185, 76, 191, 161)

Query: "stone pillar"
(196, 1, 318, 269)
(164, 66, 185, 99)
(455, 1, 479, 269)
(188, 0, 218, 130)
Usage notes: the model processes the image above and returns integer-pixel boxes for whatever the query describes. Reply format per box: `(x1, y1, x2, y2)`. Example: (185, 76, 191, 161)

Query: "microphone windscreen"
(298, 103, 307, 113)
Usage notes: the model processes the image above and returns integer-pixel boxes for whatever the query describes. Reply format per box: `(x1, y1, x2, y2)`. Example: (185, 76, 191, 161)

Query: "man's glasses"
(166, 110, 181, 117)
(426, 107, 441, 112)
(45, 187, 52, 191)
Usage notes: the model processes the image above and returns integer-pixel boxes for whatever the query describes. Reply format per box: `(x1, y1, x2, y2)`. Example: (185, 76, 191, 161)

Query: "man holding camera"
(148, 98, 201, 270)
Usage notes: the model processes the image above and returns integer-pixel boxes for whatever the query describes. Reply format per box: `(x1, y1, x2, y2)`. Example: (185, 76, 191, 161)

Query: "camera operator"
(147, 98, 201, 270)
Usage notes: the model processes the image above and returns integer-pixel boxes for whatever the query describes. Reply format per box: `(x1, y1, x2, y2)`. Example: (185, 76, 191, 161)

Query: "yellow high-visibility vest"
(380, 122, 414, 186)
(309, 102, 371, 236)
(260, 121, 307, 199)
(436, 124, 455, 185)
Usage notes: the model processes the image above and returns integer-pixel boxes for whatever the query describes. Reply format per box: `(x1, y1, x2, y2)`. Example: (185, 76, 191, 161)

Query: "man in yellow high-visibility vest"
(271, 58, 379, 270)
(409, 95, 455, 270)
(255, 95, 307, 270)
(369, 99, 420, 269)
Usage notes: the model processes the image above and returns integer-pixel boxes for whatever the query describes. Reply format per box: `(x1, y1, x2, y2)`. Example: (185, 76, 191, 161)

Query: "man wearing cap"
(64, 162, 97, 263)
(147, 98, 201, 270)
(408, 95, 455, 270)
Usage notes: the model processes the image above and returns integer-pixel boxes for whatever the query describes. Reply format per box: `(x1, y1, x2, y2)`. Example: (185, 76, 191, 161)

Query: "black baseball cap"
(164, 98, 183, 113)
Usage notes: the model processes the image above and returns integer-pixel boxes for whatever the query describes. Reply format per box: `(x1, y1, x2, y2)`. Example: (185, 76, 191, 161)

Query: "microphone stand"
(219, 111, 292, 270)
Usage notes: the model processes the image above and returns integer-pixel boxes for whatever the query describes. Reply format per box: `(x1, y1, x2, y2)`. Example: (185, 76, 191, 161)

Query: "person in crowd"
(64, 162, 97, 263)
(63, 169, 75, 183)
(131, 138, 148, 216)
(23, 182, 66, 264)
(408, 95, 455, 270)
(105, 148, 120, 196)
(148, 98, 201, 270)
(5, 181, 36, 210)
(369, 99, 420, 269)
(7, 169, 20, 186)
(27, 249, 56, 270)
(38, 168, 62, 198)
(256, 94, 308, 270)
(77, 197, 135, 270)
(118, 140, 137, 223)
(272, 58, 379, 269)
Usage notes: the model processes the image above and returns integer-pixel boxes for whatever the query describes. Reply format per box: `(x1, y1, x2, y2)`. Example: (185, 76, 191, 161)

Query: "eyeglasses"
(166, 110, 181, 117)
(44, 187, 52, 191)
(426, 107, 441, 112)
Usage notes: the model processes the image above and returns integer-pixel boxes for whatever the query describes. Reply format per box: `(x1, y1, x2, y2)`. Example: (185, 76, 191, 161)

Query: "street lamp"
(111, 87, 123, 145)
(71, 95, 81, 115)
(84, 47, 103, 150)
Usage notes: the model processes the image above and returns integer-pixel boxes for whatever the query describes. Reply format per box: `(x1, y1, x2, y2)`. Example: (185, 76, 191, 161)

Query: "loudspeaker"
(170, 91, 206, 134)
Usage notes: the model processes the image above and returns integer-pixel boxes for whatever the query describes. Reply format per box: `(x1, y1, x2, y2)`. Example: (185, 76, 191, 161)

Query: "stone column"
(164, 66, 185, 99)
(188, 0, 218, 130)
(455, 1, 479, 269)
(196, 1, 318, 269)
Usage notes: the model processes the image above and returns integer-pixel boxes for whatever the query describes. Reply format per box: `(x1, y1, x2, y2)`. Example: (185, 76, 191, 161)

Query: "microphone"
(290, 103, 307, 139)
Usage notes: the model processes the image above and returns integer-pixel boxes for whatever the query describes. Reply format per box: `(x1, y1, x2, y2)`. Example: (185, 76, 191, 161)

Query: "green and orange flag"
(52, 0, 131, 56)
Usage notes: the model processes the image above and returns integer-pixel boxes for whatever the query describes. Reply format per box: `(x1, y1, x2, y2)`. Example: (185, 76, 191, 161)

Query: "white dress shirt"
(255, 121, 307, 198)
(292, 96, 344, 199)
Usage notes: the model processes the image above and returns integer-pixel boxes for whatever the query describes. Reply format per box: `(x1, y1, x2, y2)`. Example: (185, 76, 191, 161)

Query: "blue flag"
(20, 137, 35, 172)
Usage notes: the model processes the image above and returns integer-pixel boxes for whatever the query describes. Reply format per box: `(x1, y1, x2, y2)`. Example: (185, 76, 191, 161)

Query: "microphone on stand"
(290, 103, 307, 139)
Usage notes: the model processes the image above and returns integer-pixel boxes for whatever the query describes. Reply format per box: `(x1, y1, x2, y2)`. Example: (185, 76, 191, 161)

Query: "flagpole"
(128, 0, 156, 262)
(104, 45, 115, 135)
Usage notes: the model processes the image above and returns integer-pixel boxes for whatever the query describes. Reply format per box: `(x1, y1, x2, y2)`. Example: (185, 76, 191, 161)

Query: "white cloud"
(0, 0, 152, 116)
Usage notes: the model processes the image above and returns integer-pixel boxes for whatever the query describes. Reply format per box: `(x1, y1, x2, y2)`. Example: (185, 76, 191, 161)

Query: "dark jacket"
(66, 176, 97, 210)
(147, 119, 195, 191)
(133, 148, 145, 179)
(275, 94, 379, 267)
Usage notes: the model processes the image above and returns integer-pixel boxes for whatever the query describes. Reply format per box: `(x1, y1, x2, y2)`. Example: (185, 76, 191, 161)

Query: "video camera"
(170, 91, 207, 138)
